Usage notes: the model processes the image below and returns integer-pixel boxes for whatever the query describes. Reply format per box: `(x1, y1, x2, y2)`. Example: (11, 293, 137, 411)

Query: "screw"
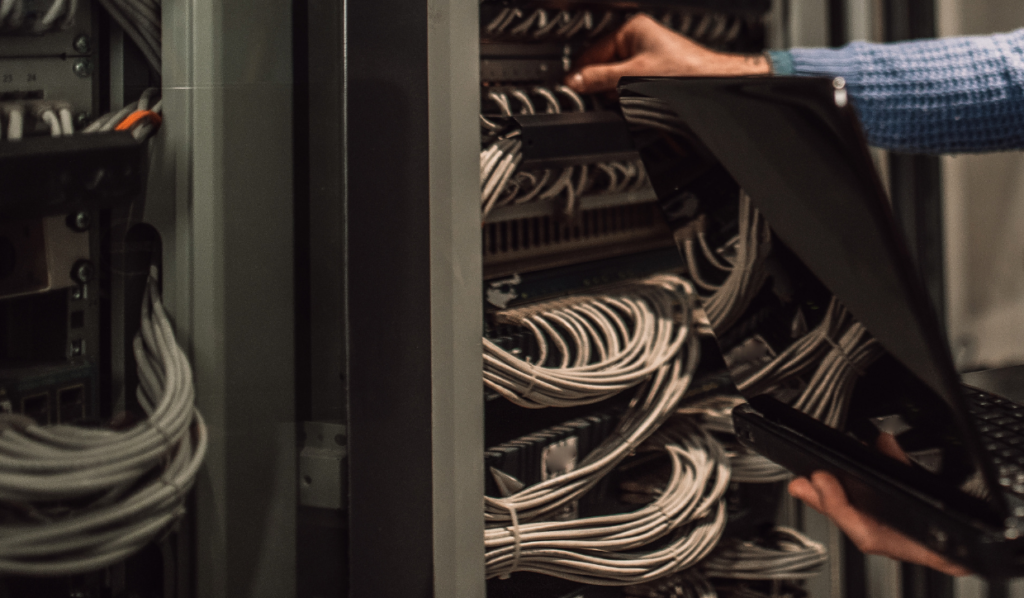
(71, 260, 94, 284)
(69, 340, 83, 357)
(73, 59, 93, 78)
(67, 211, 90, 232)
(72, 34, 90, 54)
(71, 288, 82, 300)
(74, 112, 89, 128)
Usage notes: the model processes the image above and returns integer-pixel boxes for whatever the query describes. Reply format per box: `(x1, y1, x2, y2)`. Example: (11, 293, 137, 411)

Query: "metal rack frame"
(154, 0, 297, 594)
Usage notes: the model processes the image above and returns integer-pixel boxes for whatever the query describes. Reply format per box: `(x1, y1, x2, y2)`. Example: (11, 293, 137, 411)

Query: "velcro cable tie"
(115, 110, 162, 132)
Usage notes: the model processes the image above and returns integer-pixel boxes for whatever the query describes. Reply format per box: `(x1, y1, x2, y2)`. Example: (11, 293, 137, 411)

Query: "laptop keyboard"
(965, 390, 1024, 493)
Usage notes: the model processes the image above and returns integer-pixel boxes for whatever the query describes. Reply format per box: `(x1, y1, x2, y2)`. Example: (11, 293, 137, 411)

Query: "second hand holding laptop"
(619, 75, 1024, 577)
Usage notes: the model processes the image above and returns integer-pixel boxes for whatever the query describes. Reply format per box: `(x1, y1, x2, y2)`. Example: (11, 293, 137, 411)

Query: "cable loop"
(497, 500, 522, 579)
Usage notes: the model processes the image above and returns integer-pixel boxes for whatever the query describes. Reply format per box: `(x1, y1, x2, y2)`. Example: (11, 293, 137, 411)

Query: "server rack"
(4, 0, 1021, 596)
(0, 0, 293, 592)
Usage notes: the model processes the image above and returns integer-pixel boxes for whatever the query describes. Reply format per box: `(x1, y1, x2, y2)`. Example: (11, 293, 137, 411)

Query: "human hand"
(564, 14, 771, 95)
(789, 471, 971, 577)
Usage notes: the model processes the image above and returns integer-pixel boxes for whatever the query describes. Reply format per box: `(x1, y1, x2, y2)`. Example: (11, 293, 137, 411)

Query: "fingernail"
(568, 73, 584, 91)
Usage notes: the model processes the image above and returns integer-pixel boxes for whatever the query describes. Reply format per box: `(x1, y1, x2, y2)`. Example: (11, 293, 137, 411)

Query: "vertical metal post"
(428, 0, 486, 595)
(345, 0, 482, 595)
(156, 0, 297, 594)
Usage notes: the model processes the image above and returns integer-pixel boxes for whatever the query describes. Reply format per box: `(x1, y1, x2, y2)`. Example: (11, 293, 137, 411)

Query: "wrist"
(706, 52, 772, 76)
(765, 50, 795, 75)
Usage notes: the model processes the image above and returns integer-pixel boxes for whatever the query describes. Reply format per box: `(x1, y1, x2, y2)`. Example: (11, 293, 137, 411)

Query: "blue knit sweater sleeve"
(767, 30, 1024, 153)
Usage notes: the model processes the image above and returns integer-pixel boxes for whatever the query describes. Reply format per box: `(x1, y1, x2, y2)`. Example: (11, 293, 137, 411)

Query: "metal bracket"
(299, 421, 347, 510)
(510, 111, 637, 169)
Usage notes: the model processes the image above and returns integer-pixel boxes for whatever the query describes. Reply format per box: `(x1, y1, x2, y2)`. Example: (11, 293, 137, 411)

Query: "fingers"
(804, 472, 972, 577)
(788, 477, 824, 513)
(571, 27, 623, 72)
(565, 13, 663, 94)
(810, 471, 881, 551)
(876, 432, 912, 465)
(567, 58, 645, 94)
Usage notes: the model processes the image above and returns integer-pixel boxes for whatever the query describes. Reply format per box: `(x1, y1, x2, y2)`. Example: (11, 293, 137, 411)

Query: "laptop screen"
(619, 76, 1006, 520)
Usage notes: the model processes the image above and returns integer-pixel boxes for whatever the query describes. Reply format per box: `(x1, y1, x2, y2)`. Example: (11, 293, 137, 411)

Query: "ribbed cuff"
(766, 50, 795, 76)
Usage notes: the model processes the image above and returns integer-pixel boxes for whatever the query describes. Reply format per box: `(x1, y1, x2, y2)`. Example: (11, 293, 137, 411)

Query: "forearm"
(769, 30, 1024, 153)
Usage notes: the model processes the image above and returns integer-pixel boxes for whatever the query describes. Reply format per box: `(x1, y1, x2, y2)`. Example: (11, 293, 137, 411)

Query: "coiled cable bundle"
(0, 268, 206, 575)
(621, 97, 772, 332)
(677, 395, 745, 435)
(725, 445, 790, 484)
(689, 193, 771, 332)
(702, 527, 827, 580)
(484, 275, 695, 408)
(485, 418, 730, 585)
(486, 327, 701, 525)
(624, 568, 718, 598)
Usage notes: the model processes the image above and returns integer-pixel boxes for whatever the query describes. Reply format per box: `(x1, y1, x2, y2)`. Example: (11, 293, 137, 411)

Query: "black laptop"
(618, 76, 1024, 577)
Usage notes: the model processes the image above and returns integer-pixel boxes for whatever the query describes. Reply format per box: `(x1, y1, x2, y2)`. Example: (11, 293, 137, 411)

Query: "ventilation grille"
(482, 203, 673, 278)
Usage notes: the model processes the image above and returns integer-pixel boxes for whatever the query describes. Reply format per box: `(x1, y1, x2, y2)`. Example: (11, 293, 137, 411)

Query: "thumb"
(566, 58, 644, 94)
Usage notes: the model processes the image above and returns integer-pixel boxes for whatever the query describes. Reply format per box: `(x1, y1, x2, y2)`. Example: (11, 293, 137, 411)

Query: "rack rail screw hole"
(68, 212, 90, 232)
(73, 34, 90, 54)
(73, 59, 93, 78)
(72, 260, 94, 284)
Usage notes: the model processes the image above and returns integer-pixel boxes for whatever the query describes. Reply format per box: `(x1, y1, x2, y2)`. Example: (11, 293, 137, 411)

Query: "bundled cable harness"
(675, 397, 789, 484)
(789, 321, 883, 428)
(0, 0, 76, 33)
(619, 95, 691, 137)
(734, 298, 847, 397)
(702, 527, 827, 581)
(485, 276, 700, 523)
(619, 97, 773, 331)
(1, 90, 160, 141)
(83, 87, 162, 141)
(726, 445, 790, 484)
(0, 268, 206, 575)
(480, 86, 648, 218)
(725, 299, 883, 428)
(684, 193, 771, 332)
(484, 275, 694, 408)
(96, 0, 161, 74)
(485, 418, 730, 585)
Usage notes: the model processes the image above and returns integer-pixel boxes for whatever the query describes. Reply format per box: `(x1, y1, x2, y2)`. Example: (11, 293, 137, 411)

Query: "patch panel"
(0, 57, 95, 119)
(0, 361, 96, 425)
(482, 202, 674, 278)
